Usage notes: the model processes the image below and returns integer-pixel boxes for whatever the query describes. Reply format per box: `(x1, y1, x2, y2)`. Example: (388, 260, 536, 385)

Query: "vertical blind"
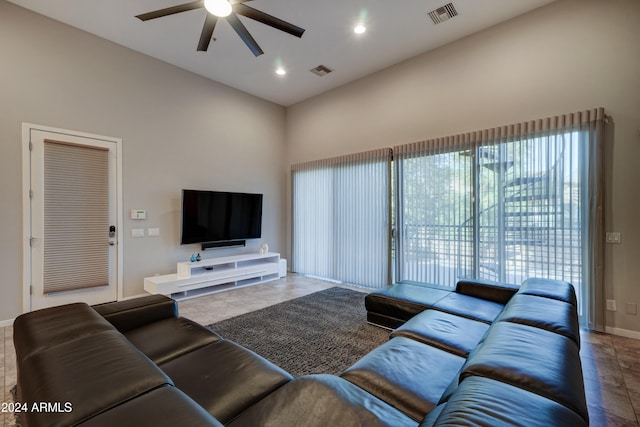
(290, 109, 604, 329)
(394, 108, 605, 329)
(292, 148, 392, 288)
(43, 139, 110, 294)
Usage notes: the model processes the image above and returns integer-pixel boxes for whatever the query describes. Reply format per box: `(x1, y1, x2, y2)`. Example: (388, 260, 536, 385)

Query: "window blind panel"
(292, 167, 333, 279)
(394, 108, 605, 329)
(395, 143, 473, 287)
(292, 149, 392, 288)
(43, 140, 110, 294)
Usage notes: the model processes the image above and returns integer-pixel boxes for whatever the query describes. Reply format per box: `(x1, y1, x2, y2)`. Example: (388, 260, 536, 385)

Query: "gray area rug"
(206, 287, 389, 377)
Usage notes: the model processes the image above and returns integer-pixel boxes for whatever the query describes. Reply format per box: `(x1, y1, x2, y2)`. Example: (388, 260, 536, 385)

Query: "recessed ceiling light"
(354, 24, 366, 34)
(275, 67, 287, 76)
(204, 0, 232, 17)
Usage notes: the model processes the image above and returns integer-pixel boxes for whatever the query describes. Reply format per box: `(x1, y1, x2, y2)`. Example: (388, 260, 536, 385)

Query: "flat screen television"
(180, 189, 263, 245)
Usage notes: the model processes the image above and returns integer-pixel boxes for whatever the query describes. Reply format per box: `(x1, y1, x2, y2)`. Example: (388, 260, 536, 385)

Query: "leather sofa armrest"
(455, 279, 519, 304)
(93, 295, 178, 332)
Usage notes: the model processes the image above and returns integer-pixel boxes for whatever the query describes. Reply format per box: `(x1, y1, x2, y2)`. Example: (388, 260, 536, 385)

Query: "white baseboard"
(605, 326, 640, 340)
(0, 318, 15, 328)
(119, 293, 152, 301)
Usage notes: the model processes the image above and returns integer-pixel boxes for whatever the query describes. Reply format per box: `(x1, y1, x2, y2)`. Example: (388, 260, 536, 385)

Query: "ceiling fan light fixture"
(204, 0, 232, 17)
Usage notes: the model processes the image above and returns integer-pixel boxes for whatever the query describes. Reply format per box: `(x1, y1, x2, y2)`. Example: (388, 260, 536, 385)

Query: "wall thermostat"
(131, 209, 146, 220)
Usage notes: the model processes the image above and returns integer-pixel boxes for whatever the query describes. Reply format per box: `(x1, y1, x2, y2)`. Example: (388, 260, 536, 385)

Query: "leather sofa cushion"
(460, 322, 588, 422)
(124, 316, 221, 364)
(227, 374, 418, 427)
(18, 329, 172, 427)
(455, 279, 519, 304)
(518, 277, 577, 307)
(390, 309, 490, 357)
(432, 293, 504, 324)
(422, 376, 587, 427)
(79, 386, 224, 427)
(93, 294, 177, 332)
(341, 337, 464, 421)
(13, 302, 114, 360)
(160, 340, 293, 424)
(365, 283, 451, 327)
(496, 294, 580, 346)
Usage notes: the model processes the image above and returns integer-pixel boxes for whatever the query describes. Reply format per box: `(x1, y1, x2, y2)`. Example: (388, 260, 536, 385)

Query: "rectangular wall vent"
(310, 65, 333, 77)
(428, 3, 458, 24)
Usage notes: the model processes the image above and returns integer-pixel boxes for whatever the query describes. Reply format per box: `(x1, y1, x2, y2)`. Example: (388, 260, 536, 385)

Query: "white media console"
(144, 252, 285, 300)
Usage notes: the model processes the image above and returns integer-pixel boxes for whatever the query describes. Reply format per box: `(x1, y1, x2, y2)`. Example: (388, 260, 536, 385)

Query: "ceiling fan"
(136, 0, 305, 57)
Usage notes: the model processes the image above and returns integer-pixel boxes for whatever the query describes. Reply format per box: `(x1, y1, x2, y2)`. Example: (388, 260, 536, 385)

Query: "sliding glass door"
(395, 109, 606, 329)
(396, 132, 587, 286)
(292, 149, 392, 289)
(291, 109, 604, 329)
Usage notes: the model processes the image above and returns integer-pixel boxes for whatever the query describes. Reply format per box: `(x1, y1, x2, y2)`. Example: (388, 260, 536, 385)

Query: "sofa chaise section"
(365, 279, 519, 329)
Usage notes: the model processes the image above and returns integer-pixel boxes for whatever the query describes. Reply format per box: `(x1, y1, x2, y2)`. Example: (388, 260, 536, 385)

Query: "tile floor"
(1, 275, 639, 426)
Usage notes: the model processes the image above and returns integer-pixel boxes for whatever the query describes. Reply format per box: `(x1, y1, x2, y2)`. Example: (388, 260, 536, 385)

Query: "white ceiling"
(7, 0, 555, 106)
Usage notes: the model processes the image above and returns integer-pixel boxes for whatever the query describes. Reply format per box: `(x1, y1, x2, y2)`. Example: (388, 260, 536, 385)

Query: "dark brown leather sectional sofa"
(13, 277, 587, 426)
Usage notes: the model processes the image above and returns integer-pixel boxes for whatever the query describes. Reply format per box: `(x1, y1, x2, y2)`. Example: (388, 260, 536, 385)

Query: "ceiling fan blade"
(136, 0, 204, 21)
(226, 13, 264, 57)
(197, 13, 218, 51)
(234, 3, 305, 38)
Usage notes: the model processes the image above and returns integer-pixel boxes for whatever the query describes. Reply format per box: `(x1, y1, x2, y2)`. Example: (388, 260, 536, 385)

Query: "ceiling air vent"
(310, 65, 333, 77)
(428, 3, 458, 25)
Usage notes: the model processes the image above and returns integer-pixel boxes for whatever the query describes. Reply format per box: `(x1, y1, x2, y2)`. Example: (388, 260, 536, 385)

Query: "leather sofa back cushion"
(227, 374, 418, 427)
(460, 322, 588, 421)
(422, 376, 587, 427)
(93, 294, 177, 332)
(519, 278, 577, 307)
(19, 329, 172, 427)
(455, 279, 519, 304)
(124, 317, 221, 364)
(496, 294, 580, 346)
(13, 303, 114, 360)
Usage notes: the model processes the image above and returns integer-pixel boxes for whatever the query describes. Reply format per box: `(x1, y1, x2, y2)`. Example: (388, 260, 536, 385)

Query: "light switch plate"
(605, 232, 621, 244)
(131, 228, 145, 238)
(148, 228, 160, 237)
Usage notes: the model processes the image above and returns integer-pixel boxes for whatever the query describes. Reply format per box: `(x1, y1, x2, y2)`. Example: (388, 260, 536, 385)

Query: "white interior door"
(25, 125, 122, 310)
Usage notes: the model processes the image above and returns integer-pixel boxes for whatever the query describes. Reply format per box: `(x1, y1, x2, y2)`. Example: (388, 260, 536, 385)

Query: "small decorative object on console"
(259, 243, 269, 255)
(190, 253, 197, 262)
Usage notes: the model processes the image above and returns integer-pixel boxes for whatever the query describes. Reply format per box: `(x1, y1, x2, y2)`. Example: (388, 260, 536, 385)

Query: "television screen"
(180, 190, 263, 245)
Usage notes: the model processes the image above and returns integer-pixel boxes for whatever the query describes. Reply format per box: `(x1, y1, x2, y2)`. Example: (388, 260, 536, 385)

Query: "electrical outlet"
(627, 303, 638, 315)
(606, 299, 617, 311)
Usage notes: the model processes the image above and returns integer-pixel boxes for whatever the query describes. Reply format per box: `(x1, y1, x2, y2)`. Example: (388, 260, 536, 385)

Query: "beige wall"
(0, 1, 286, 320)
(285, 0, 640, 334)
